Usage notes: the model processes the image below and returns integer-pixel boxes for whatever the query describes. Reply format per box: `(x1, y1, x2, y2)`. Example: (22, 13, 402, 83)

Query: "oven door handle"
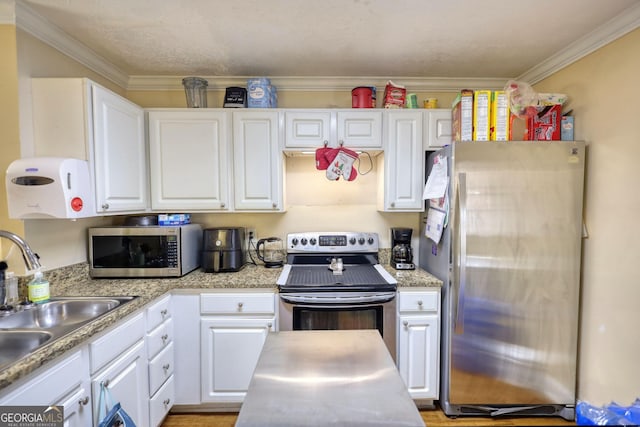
(280, 292, 396, 305)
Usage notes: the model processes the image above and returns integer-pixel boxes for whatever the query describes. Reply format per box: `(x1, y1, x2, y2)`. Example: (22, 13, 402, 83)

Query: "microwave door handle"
(454, 172, 468, 335)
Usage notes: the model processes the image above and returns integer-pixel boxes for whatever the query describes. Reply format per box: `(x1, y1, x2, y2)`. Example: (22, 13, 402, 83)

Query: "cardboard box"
(473, 90, 491, 141)
(526, 104, 561, 140)
(561, 116, 574, 141)
(158, 213, 191, 225)
(490, 91, 510, 141)
(452, 89, 473, 142)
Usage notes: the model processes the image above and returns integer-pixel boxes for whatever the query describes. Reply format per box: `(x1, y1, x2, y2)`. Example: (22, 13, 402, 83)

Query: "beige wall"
(0, 24, 26, 270)
(534, 28, 640, 405)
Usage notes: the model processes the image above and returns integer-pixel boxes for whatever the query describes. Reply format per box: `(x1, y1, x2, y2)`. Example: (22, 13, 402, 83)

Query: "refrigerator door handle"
(454, 172, 468, 334)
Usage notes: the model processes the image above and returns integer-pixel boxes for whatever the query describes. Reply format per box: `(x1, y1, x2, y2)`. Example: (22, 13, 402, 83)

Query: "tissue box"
(158, 214, 191, 225)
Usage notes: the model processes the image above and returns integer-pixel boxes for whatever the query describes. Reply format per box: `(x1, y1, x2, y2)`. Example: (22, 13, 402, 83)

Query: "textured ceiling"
(18, 0, 640, 80)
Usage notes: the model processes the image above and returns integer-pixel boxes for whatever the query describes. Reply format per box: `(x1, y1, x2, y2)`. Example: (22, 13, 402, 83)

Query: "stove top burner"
(278, 232, 396, 293)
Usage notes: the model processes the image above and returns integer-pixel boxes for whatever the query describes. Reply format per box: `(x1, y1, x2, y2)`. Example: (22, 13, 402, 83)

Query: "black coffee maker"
(390, 228, 415, 270)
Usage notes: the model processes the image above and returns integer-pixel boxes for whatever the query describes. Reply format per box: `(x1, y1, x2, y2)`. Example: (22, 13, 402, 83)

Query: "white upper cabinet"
(284, 109, 382, 150)
(148, 110, 231, 211)
(378, 111, 425, 212)
(32, 78, 148, 214)
(424, 109, 453, 149)
(232, 111, 285, 211)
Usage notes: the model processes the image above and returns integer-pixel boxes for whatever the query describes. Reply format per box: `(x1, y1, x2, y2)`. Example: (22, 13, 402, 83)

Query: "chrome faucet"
(0, 230, 42, 272)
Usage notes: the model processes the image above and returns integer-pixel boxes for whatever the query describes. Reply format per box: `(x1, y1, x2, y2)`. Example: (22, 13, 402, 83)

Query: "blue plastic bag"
(607, 399, 640, 424)
(97, 382, 137, 427)
(576, 400, 635, 425)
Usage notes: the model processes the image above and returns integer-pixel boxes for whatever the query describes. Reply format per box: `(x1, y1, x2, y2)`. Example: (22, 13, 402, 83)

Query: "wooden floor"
(161, 405, 576, 426)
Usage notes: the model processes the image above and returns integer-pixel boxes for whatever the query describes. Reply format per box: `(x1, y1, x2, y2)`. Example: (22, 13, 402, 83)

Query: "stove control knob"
(291, 238, 299, 246)
(349, 237, 356, 245)
(301, 238, 308, 245)
(310, 238, 317, 245)
(367, 237, 375, 245)
(358, 237, 365, 245)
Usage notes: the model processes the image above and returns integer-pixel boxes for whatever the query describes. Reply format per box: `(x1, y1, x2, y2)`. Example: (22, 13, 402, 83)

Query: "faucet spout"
(0, 230, 42, 272)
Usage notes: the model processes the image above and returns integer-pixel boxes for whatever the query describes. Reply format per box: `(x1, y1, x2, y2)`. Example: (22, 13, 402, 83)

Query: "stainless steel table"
(235, 330, 425, 427)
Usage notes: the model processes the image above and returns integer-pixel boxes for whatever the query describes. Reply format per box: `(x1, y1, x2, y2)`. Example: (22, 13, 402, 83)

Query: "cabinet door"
(92, 84, 148, 213)
(425, 109, 453, 149)
(337, 110, 382, 148)
(0, 349, 92, 426)
(232, 111, 284, 211)
(148, 110, 230, 210)
(200, 317, 275, 402)
(397, 314, 440, 399)
(285, 110, 332, 148)
(379, 111, 424, 211)
(92, 340, 149, 427)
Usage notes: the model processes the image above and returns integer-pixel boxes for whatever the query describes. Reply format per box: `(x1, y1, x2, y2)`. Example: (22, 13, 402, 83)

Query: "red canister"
(352, 86, 374, 108)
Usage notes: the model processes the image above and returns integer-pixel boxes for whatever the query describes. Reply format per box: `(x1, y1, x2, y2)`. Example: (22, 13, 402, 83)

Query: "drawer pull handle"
(160, 309, 168, 317)
(163, 363, 171, 371)
(78, 396, 89, 406)
(163, 398, 171, 406)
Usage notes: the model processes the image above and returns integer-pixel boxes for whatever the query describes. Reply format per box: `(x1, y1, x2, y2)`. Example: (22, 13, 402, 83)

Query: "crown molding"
(518, 2, 640, 84)
(126, 75, 509, 92)
(15, 1, 129, 87)
(13, 0, 640, 91)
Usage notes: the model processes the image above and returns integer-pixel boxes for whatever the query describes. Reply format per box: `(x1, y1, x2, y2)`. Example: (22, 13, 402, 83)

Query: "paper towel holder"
(5, 157, 96, 219)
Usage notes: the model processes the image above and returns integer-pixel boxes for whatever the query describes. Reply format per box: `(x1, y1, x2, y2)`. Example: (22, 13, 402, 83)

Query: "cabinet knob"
(417, 300, 423, 306)
(272, 203, 277, 209)
(390, 202, 395, 208)
(78, 396, 89, 406)
(160, 309, 168, 317)
(163, 398, 171, 406)
(403, 320, 409, 327)
(237, 302, 244, 309)
(221, 203, 226, 208)
(101, 203, 109, 210)
(267, 322, 273, 328)
(163, 363, 171, 371)
(161, 334, 169, 343)
(101, 379, 110, 387)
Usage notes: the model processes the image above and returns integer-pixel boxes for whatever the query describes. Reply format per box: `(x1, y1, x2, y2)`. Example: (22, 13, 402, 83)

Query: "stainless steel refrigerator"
(419, 141, 585, 420)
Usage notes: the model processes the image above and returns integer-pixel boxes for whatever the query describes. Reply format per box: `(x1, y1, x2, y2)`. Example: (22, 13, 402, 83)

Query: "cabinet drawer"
(149, 342, 174, 396)
(200, 293, 275, 315)
(149, 375, 175, 427)
(398, 291, 440, 313)
(89, 312, 145, 374)
(147, 318, 174, 359)
(146, 294, 171, 332)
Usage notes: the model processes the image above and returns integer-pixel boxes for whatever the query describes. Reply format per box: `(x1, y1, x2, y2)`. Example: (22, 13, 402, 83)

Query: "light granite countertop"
(0, 261, 442, 392)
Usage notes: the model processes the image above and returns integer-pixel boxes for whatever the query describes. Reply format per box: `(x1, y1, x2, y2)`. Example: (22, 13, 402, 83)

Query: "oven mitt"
(326, 147, 358, 181)
(315, 146, 338, 170)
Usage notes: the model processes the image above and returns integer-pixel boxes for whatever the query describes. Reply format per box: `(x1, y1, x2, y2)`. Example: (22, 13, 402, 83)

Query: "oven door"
(279, 292, 397, 361)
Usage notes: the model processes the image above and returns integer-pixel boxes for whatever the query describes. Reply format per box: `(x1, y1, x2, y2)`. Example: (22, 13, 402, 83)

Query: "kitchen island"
(235, 330, 425, 427)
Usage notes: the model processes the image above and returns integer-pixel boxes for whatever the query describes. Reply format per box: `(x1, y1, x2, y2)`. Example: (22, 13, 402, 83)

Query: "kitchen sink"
(0, 330, 53, 368)
(0, 296, 138, 371)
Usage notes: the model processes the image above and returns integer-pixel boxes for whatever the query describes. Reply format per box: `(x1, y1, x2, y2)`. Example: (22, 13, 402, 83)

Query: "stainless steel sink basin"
(0, 330, 53, 368)
(0, 296, 138, 371)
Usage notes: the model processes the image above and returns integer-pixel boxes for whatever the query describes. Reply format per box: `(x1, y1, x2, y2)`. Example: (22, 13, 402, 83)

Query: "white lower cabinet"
(171, 293, 201, 405)
(0, 349, 92, 427)
(89, 312, 149, 427)
(200, 291, 276, 403)
(397, 288, 441, 403)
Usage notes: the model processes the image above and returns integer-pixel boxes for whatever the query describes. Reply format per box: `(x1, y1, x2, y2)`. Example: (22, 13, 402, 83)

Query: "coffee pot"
(256, 237, 285, 268)
(390, 227, 415, 270)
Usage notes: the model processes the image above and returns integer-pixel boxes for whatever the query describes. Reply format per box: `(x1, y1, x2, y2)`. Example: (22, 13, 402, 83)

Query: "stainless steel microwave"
(88, 224, 202, 278)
